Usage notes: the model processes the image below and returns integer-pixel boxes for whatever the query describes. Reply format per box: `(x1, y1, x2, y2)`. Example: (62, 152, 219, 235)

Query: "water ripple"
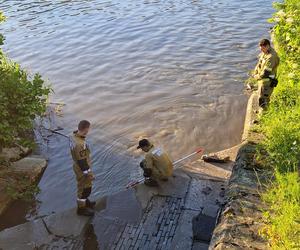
(0, 0, 274, 215)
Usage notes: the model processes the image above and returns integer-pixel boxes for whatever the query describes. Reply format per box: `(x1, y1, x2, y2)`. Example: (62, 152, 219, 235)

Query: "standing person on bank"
(253, 38, 280, 108)
(70, 120, 96, 216)
(137, 139, 173, 187)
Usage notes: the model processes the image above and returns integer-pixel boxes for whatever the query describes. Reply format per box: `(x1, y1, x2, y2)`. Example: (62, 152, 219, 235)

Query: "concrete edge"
(209, 91, 270, 250)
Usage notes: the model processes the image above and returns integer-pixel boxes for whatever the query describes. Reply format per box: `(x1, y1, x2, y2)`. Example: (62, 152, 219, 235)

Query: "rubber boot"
(77, 206, 95, 216)
(86, 199, 96, 209)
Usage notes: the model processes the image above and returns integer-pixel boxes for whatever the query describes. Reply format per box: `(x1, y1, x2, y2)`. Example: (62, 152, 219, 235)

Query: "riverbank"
(2, 1, 298, 249)
(211, 1, 300, 247)
(209, 92, 271, 249)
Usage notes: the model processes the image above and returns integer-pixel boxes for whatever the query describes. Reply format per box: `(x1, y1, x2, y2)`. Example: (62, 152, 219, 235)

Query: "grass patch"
(260, 172, 300, 250)
(256, 0, 300, 248)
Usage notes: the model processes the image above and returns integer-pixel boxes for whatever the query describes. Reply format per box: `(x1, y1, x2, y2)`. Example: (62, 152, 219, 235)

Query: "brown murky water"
(0, 0, 274, 227)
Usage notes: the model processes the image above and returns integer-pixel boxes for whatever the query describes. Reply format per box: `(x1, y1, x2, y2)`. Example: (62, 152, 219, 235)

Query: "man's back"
(145, 147, 173, 178)
(70, 131, 91, 168)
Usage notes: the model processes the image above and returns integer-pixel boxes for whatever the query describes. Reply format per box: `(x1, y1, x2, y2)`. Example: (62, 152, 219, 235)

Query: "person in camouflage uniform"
(137, 139, 173, 187)
(253, 38, 280, 108)
(70, 120, 96, 216)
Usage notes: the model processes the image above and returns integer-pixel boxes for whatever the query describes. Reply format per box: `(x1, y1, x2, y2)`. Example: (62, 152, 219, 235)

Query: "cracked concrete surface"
(0, 208, 89, 250)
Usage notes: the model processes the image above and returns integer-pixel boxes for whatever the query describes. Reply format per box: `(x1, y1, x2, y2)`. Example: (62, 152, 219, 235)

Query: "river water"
(0, 0, 273, 223)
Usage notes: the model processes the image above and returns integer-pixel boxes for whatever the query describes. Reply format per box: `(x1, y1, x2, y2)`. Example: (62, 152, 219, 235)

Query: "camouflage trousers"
(258, 80, 274, 108)
(73, 164, 93, 207)
(140, 160, 163, 180)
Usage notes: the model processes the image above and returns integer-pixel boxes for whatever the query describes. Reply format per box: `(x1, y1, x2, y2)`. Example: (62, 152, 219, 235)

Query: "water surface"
(0, 0, 273, 218)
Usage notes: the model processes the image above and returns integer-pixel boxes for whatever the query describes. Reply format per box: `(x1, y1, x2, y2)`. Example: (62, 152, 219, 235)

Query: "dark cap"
(259, 38, 270, 47)
(137, 139, 151, 149)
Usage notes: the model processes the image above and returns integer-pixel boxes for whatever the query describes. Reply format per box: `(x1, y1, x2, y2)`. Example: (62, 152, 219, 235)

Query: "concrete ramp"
(90, 164, 234, 250)
(0, 149, 238, 250)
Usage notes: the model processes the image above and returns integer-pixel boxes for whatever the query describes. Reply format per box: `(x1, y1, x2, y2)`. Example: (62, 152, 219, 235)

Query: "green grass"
(257, 0, 300, 249)
(261, 172, 300, 250)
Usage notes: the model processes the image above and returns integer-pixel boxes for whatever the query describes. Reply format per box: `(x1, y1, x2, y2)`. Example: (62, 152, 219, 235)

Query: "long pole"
(48, 129, 69, 138)
(43, 128, 204, 189)
(172, 148, 203, 165)
(126, 148, 204, 189)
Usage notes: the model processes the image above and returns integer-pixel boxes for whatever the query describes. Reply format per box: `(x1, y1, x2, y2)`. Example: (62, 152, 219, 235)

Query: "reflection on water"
(0, 0, 273, 217)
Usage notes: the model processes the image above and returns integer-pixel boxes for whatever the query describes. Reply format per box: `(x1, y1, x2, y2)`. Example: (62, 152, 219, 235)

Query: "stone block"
(99, 189, 142, 224)
(0, 146, 31, 162)
(192, 214, 216, 242)
(185, 179, 224, 211)
(43, 207, 90, 238)
(11, 156, 47, 182)
(0, 219, 52, 250)
(92, 215, 126, 250)
(171, 210, 198, 250)
(156, 174, 190, 198)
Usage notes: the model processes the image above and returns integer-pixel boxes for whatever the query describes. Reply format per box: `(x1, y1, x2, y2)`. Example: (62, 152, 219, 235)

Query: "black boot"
(86, 199, 96, 209)
(77, 207, 95, 216)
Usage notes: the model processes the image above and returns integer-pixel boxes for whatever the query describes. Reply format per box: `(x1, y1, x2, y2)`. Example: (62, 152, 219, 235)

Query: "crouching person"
(70, 120, 96, 216)
(137, 139, 173, 187)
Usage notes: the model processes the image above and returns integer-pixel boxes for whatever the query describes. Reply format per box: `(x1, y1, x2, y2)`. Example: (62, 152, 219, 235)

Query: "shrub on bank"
(0, 12, 51, 151)
(259, 0, 300, 248)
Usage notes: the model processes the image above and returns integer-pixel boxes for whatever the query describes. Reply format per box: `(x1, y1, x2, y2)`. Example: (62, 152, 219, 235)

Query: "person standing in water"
(70, 120, 96, 216)
(137, 139, 173, 187)
(253, 38, 280, 108)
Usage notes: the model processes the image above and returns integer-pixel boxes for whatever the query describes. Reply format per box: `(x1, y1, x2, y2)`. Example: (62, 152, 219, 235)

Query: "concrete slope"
(0, 146, 239, 250)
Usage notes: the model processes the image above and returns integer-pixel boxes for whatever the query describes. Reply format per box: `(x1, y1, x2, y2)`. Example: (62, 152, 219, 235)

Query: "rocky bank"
(0, 146, 47, 216)
(209, 92, 270, 250)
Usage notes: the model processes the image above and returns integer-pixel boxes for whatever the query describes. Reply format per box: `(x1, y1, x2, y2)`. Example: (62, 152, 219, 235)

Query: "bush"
(0, 12, 51, 149)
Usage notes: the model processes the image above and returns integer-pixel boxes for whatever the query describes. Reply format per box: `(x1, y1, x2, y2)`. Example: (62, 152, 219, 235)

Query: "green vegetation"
(261, 172, 300, 249)
(0, 12, 51, 151)
(258, 0, 300, 248)
(0, 11, 50, 200)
